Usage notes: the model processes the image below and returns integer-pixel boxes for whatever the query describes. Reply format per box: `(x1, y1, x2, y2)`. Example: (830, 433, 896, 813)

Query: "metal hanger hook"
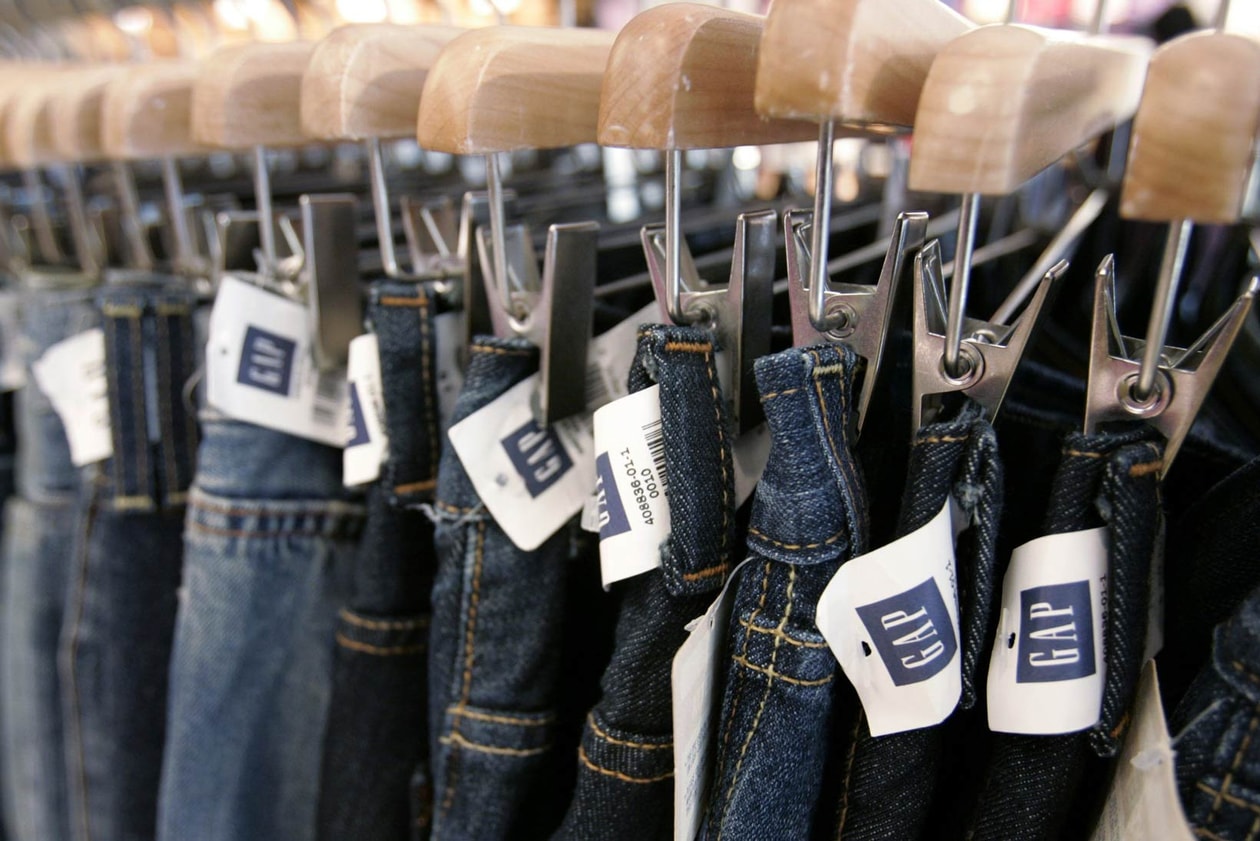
(664, 148, 687, 324)
(943, 194, 981, 378)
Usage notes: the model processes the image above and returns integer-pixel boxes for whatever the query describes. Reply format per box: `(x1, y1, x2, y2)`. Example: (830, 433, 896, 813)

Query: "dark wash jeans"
(1, 276, 96, 841)
(61, 281, 201, 841)
(835, 402, 1003, 840)
(700, 344, 869, 841)
(428, 337, 591, 841)
(156, 418, 360, 841)
(1170, 582, 1260, 841)
(967, 430, 1163, 841)
(317, 281, 442, 841)
(552, 325, 737, 841)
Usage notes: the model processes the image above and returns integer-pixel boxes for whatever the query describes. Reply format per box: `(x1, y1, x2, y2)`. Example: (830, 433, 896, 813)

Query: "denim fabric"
(156, 418, 361, 841)
(835, 403, 1003, 840)
(60, 281, 200, 841)
(1170, 582, 1260, 841)
(317, 281, 441, 841)
(428, 337, 587, 841)
(967, 430, 1164, 841)
(700, 344, 868, 841)
(1, 277, 96, 841)
(552, 326, 736, 841)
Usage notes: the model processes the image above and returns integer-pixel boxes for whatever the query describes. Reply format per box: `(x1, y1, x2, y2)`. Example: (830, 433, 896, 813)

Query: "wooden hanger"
(1120, 30, 1260, 224)
(301, 22, 465, 141)
(48, 64, 129, 163)
(909, 25, 1150, 196)
(417, 25, 615, 154)
(100, 60, 206, 160)
(755, 0, 971, 131)
(598, 3, 814, 150)
(191, 40, 317, 149)
(3, 72, 67, 170)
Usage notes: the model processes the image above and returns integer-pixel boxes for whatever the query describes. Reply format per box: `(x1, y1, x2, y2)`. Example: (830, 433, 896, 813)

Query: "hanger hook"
(664, 148, 687, 324)
(1134, 218, 1193, 401)
(943, 193, 981, 378)
(808, 120, 836, 330)
(253, 145, 277, 277)
(368, 137, 402, 279)
(485, 152, 517, 318)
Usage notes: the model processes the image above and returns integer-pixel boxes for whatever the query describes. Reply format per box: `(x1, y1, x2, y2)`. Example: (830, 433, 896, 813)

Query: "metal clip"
(400, 195, 462, 284)
(458, 191, 497, 346)
(787, 209, 928, 432)
(913, 239, 1066, 430)
(1084, 254, 1258, 476)
(300, 194, 362, 371)
(641, 209, 776, 433)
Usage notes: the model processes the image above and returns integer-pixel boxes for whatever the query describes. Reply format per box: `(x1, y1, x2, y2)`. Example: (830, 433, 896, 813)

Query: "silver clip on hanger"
(1083, 254, 1257, 476)
(479, 153, 599, 426)
(367, 138, 463, 284)
(48, 163, 103, 276)
(642, 155, 775, 434)
(912, 238, 1066, 430)
(787, 209, 929, 432)
(300, 193, 360, 371)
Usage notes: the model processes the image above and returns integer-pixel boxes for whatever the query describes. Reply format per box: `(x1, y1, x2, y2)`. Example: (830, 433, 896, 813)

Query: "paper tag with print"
(584, 303, 657, 411)
(987, 527, 1108, 735)
(207, 276, 348, 447)
(344, 333, 389, 487)
(1090, 661, 1194, 841)
(447, 373, 595, 551)
(592, 384, 670, 587)
(434, 309, 465, 431)
(673, 558, 752, 841)
(733, 422, 770, 507)
(0, 289, 24, 391)
(31, 327, 112, 466)
(817, 501, 961, 736)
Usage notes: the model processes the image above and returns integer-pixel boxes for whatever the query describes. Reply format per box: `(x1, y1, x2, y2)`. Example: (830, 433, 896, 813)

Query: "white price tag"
(32, 328, 112, 466)
(584, 303, 657, 411)
(987, 527, 1108, 735)
(207, 277, 348, 447)
(0, 290, 24, 392)
(673, 558, 750, 841)
(344, 333, 388, 486)
(447, 373, 595, 551)
(1090, 662, 1194, 841)
(817, 501, 961, 736)
(434, 310, 465, 431)
(593, 385, 670, 587)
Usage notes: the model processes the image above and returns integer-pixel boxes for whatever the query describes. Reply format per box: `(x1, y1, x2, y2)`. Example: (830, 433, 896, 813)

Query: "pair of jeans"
(156, 416, 361, 841)
(428, 338, 595, 840)
(316, 281, 442, 841)
(834, 402, 1004, 840)
(700, 344, 869, 840)
(60, 280, 201, 841)
(1, 274, 96, 841)
(552, 325, 737, 841)
(1169, 581, 1260, 840)
(967, 430, 1164, 841)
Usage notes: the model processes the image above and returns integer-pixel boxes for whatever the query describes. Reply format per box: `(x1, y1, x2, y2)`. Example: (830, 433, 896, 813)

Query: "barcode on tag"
(313, 371, 342, 427)
(642, 417, 668, 493)
(586, 362, 614, 410)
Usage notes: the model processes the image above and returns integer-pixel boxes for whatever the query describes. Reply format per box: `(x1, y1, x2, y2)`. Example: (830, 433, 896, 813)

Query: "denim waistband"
(192, 416, 352, 502)
(367, 280, 443, 507)
(96, 281, 200, 511)
(186, 486, 365, 541)
(628, 325, 734, 596)
(745, 343, 869, 566)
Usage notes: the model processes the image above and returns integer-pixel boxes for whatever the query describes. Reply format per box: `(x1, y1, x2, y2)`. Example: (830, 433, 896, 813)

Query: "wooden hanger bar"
(4, 73, 67, 169)
(192, 41, 318, 149)
(756, 0, 971, 130)
(417, 26, 615, 154)
(301, 22, 465, 141)
(599, 3, 814, 149)
(101, 61, 207, 160)
(1120, 30, 1260, 224)
(49, 64, 130, 163)
(910, 25, 1150, 195)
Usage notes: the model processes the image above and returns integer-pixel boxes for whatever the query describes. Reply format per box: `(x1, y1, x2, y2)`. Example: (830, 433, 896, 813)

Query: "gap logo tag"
(237, 326, 295, 396)
(346, 384, 370, 447)
(501, 419, 574, 498)
(594, 452, 630, 539)
(856, 578, 957, 686)
(1017, 581, 1095, 683)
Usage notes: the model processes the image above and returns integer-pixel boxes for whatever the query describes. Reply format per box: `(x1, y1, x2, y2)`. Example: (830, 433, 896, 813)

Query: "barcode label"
(642, 417, 668, 494)
(313, 371, 343, 427)
(586, 362, 614, 411)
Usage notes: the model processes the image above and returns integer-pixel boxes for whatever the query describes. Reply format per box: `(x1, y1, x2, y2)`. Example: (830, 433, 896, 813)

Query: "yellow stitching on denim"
(1196, 782, 1260, 816)
(747, 527, 844, 551)
(395, 479, 438, 495)
(717, 566, 802, 839)
(434, 500, 479, 515)
(1206, 702, 1260, 828)
(914, 434, 969, 446)
(682, 564, 728, 582)
(730, 654, 834, 687)
(166, 491, 189, 506)
(339, 611, 429, 631)
(578, 745, 673, 783)
(470, 345, 533, 357)
(449, 706, 554, 727)
(335, 633, 424, 656)
(1065, 449, 1106, 459)
(663, 341, 711, 353)
(737, 618, 828, 648)
(379, 295, 428, 308)
(440, 732, 549, 757)
(1248, 811, 1260, 841)
(460, 522, 486, 702)
(1232, 661, 1260, 686)
(154, 303, 190, 317)
(101, 303, 144, 316)
(191, 497, 365, 518)
(190, 521, 336, 540)
(760, 387, 801, 402)
(111, 495, 156, 511)
(812, 363, 846, 377)
(588, 715, 671, 749)
(699, 341, 733, 567)
(836, 714, 863, 837)
(721, 563, 771, 754)
(1129, 460, 1162, 478)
